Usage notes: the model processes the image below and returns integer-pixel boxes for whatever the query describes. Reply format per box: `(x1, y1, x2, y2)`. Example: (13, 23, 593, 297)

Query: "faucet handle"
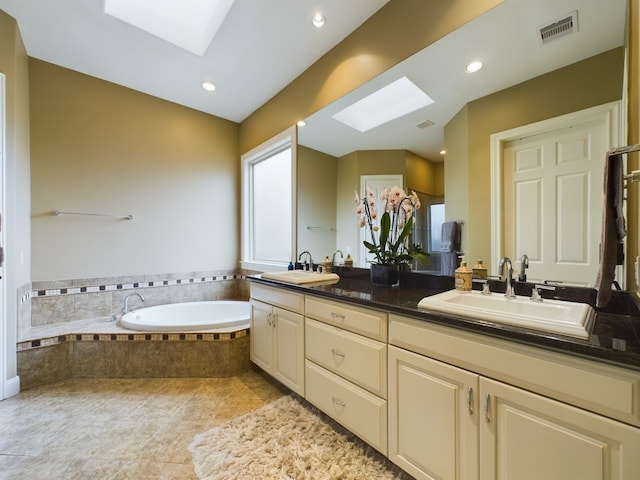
(473, 279, 491, 295)
(531, 284, 555, 302)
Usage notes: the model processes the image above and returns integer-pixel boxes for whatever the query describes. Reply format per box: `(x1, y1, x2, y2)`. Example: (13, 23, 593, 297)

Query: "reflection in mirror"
(297, 0, 628, 287)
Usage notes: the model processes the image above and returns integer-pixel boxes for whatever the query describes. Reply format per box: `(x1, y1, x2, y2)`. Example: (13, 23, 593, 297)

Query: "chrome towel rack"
(612, 143, 640, 183)
(51, 210, 134, 220)
(306, 226, 336, 232)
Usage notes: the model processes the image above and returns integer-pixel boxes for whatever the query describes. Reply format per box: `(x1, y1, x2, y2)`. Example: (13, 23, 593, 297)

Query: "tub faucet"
(123, 292, 145, 315)
(498, 257, 516, 298)
(332, 249, 344, 266)
(298, 251, 313, 271)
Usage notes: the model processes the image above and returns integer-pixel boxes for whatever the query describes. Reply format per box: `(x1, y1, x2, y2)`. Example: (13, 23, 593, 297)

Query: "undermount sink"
(418, 289, 596, 339)
(261, 270, 340, 285)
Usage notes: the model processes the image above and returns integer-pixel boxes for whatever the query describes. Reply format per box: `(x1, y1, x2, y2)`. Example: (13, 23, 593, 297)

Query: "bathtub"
(120, 301, 250, 332)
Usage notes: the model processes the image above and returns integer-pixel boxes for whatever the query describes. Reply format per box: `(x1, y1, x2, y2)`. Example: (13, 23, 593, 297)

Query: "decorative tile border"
(17, 328, 249, 352)
(31, 273, 246, 299)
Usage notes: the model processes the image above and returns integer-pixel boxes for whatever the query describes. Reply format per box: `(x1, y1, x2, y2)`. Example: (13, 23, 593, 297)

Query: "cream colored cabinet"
(388, 345, 479, 480)
(480, 377, 640, 480)
(389, 314, 640, 480)
(250, 284, 305, 396)
(304, 296, 388, 455)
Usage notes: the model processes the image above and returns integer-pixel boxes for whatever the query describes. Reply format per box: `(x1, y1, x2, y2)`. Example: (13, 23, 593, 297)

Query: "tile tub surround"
(29, 269, 254, 328)
(17, 318, 250, 390)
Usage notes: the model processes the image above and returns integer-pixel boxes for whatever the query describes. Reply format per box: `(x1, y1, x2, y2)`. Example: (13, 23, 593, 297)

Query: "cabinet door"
(250, 299, 273, 373)
(273, 306, 305, 396)
(480, 377, 640, 480)
(388, 346, 479, 480)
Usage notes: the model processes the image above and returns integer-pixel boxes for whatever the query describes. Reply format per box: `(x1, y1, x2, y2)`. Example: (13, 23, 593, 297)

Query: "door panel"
(503, 116, 607, 285)
(480, 377, 640, 480)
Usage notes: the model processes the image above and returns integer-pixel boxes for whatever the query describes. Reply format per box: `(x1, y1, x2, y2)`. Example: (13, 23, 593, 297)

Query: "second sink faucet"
(498, 256, 516, 298)
(518, 254, 529, 282)
(298, 250, 313, 271)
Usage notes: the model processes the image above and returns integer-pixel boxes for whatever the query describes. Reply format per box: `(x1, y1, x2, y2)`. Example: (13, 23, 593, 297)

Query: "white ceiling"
(298, 0, 628, 161)
(0, 0, 389, 122)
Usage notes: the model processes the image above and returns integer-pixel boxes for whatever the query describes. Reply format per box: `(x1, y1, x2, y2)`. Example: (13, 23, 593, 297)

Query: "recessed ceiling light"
(104, 0, 236, 56)
(440, 150, 447, 155)
(332, 76, 434, 133)
(312, 14, 326, 28)
(201, 81, 216, 92)
(297, 120, 307, 127)
(465, 61, 483, 73)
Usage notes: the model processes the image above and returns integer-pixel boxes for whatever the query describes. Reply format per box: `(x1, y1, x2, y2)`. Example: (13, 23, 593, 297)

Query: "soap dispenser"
(322, 255, 332, 273)
(472, 257, 487, 280)
(455, 256, 473, 292)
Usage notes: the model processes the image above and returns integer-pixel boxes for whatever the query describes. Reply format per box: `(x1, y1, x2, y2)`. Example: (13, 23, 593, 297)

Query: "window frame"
(241, 126, 297, 271)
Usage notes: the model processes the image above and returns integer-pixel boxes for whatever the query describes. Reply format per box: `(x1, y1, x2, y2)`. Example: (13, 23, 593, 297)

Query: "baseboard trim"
(4, 375, 20, 399)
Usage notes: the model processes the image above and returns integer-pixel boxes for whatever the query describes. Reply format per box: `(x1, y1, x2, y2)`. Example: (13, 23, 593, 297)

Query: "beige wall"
(406, 151, 443, 197)
(445, 47, 625, 265)
(0, 10, 31, 392)
(297, 145, 338, 261)
(239, 0, 504, 155)
(29, 59, 239, 281)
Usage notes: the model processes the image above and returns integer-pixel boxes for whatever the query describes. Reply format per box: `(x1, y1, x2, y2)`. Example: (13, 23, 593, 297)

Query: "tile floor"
(0, 369, 289, 479)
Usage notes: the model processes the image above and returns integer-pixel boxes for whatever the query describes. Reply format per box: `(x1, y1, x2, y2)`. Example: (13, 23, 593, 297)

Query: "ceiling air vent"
(415, 119, 435, 129)
(538, 11, 578, 45)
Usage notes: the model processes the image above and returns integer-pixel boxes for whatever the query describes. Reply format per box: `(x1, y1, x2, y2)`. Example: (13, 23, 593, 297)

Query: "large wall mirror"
(297, 0, 629, 287)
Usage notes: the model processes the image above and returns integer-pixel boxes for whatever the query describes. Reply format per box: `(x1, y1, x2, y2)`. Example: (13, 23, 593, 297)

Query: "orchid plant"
(355, 186, 428, 266)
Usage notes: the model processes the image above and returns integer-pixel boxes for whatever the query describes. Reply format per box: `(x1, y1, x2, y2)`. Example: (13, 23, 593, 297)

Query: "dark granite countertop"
(249, 267, 640, 371)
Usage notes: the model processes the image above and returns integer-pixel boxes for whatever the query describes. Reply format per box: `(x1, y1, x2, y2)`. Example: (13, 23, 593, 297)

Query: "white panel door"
(502, 116, 607, 285)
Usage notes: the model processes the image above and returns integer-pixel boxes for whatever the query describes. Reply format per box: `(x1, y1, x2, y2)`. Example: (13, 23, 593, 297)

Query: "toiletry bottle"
(472, 257, 487, 279)
(322, 255, 332, 273)
(455, 256, 473, 292)
(344, 254, 353, 267)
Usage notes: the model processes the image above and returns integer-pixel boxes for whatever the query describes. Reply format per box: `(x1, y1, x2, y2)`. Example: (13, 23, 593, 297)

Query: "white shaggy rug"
(189, 394, 409, 480)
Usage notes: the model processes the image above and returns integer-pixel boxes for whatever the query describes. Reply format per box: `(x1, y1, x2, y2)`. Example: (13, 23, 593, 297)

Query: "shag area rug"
(189, 394, 409, 480)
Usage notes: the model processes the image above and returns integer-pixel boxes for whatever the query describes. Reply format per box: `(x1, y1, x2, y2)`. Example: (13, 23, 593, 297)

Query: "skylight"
(104, 0, 236, 56)
(331, 77, 434, 133)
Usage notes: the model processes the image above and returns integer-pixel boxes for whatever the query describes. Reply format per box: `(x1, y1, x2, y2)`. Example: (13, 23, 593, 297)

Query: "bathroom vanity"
(249, 269, 640, 479)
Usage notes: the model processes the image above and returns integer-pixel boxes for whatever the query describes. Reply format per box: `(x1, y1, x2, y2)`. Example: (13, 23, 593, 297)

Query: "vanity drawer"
(305, 296, 387, 341)
(305, 360, 387, 455)
(250, 283, 304, 314)
(305, 318, 387, 398)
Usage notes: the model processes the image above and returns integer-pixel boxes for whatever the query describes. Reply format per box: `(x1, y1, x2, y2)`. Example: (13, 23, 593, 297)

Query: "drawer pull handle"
(467, 386, 474, 415)
(484, 394, 491, 423)
(332, 397, 346, 407)
(331, 349, 345, 358)
(330, 312, 345, 320)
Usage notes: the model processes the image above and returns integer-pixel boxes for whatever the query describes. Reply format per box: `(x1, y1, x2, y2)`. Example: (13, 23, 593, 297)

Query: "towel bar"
(51, 210, 133, 220)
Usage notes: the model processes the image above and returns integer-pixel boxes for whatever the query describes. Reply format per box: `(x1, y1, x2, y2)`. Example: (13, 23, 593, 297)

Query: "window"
(428, 203, 445, 254)
(241, 127, 297, 270)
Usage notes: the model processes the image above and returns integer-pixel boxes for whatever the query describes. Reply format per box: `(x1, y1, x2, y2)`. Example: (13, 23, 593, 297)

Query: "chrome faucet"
(498, 257, 516, 298)
(298, 250, 313, 271)
(332, 249, 344, 266)
(518, 254, 529, 282)
(123, 292, 145, 315)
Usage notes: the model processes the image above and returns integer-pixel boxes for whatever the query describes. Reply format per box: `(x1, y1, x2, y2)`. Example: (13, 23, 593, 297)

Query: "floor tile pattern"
(0, 369, 288, 479)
